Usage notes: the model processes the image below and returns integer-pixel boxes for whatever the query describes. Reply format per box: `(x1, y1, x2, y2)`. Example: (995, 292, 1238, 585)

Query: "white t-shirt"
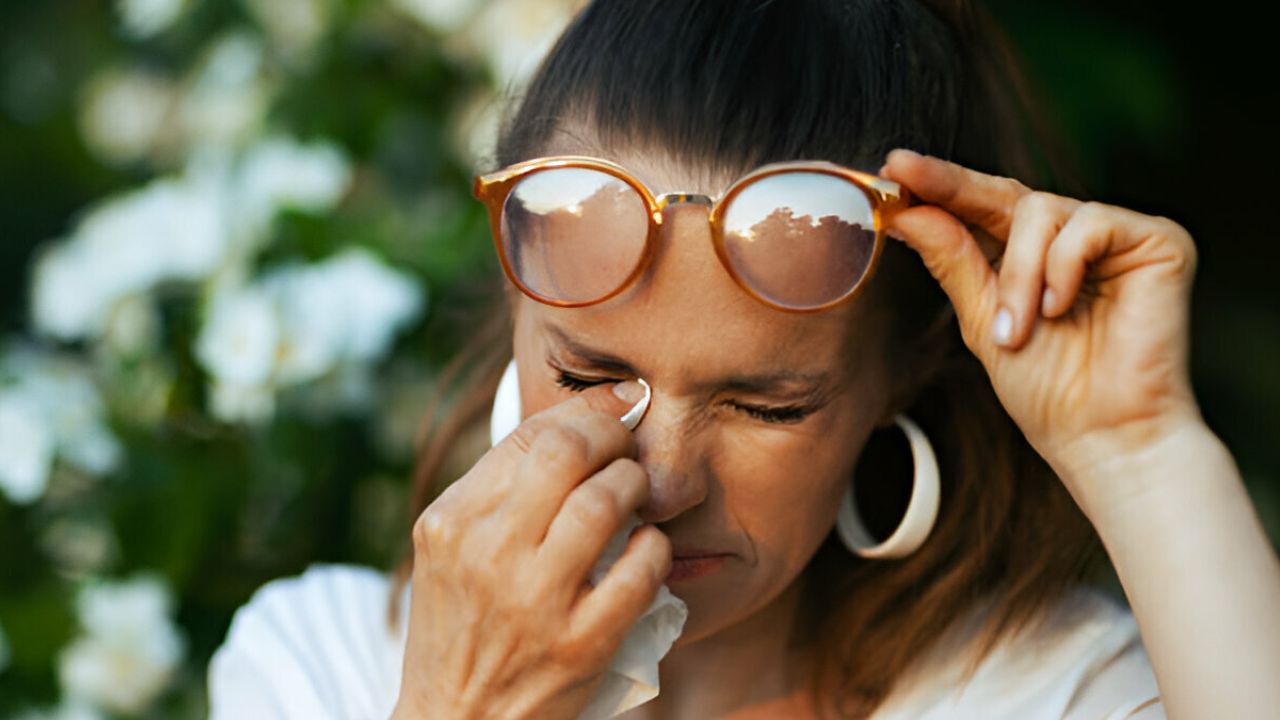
(207, 564, 1164, 719)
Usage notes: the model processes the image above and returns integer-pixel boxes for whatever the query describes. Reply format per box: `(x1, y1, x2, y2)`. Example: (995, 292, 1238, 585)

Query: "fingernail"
(890, 148, 922, 162)
(613, 380, 644, 404)
(1040, 287, 1056, 315)
(992, 306, 1013, 346)
(616, 378, 651, 431)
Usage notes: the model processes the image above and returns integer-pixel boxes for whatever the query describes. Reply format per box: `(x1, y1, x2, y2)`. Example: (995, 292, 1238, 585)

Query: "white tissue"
(490, 360, 687, 719)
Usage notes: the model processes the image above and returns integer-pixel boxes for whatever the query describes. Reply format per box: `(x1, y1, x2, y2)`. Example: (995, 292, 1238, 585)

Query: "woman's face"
(510, 140, 897, 645)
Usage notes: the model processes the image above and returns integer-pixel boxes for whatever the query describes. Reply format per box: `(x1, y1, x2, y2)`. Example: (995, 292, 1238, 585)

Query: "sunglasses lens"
(501, 168, 649, 304)
(721, 172, 877, 309)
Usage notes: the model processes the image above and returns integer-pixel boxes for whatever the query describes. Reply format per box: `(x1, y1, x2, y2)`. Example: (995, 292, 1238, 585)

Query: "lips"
(671, 548, 728, 559)
(665, 545, 727, 579)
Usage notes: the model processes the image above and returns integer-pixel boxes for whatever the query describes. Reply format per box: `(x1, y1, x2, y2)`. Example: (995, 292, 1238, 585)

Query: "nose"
(630, 389, 709, 524)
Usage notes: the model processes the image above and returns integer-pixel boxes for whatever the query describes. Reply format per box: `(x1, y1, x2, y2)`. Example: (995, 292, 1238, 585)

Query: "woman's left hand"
(879, 149, 1203, 507)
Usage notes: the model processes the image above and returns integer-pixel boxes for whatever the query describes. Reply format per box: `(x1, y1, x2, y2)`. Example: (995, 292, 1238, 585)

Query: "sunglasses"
(472, 155, 910, 313)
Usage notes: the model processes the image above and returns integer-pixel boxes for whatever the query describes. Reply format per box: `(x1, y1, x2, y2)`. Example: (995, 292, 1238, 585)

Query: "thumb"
(886, 205, 999, 355)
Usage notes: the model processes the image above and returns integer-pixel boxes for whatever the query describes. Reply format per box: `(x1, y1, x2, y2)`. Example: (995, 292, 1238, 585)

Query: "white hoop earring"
(835, 414, 940, 559)
(490, 358, 522, 447)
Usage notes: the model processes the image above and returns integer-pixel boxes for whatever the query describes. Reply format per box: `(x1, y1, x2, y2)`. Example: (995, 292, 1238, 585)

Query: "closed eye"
(554, 370, 608, 392)
(553, 370, 816, 425)
(727, 401, 815, 424)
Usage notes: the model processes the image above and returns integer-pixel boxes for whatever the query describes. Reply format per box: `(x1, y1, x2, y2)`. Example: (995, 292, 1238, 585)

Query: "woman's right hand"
(390, 380, 672, 720)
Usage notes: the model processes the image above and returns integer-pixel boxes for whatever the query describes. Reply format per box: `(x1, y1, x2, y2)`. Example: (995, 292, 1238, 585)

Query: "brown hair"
(391, 1, 1101, 716)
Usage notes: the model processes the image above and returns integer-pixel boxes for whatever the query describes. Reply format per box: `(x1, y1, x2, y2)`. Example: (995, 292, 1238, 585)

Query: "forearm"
(1068, 423, 1280, 720)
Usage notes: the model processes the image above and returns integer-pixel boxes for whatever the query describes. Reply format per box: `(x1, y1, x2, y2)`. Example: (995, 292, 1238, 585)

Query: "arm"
(879, 148, 1280, 720)
(1067, 422, 1280, 719)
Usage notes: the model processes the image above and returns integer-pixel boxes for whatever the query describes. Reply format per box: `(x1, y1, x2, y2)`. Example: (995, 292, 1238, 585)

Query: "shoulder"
(875, 586, 1163, 720)
(207, 564, 409, 720)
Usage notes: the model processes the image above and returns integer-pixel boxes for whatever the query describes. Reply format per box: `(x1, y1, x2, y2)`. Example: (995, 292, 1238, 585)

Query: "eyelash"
(553, 370, 815, 425)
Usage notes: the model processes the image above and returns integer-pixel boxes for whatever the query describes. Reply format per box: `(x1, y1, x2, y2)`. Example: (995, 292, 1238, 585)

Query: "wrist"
(1054, 418, 1236, 530)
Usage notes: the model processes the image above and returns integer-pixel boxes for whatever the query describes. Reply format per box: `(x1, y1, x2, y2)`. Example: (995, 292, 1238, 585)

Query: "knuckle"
(558, 629, 614, 668)
(1015, 190, 1058, 218)
(1075, 201, 1112, 226)
(534, 424, 592, 466)
(413, 506, 454, 553)
(569, 484, 621, 528)
(605, 457, 648, 492)
(507, 419, 542, 454)
(1157, 215, 1191, 240)
(581, 410, 633, 449)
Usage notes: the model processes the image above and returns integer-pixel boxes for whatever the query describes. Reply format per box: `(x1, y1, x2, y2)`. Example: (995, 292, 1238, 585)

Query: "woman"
(208, 2, 1280, 718)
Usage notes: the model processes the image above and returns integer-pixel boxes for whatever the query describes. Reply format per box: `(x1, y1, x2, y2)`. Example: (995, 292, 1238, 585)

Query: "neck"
(620, 573, 817, 720)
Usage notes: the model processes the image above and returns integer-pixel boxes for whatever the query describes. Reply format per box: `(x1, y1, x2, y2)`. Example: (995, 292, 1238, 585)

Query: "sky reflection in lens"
(502, 168, 648, 303)
(721, 172, 876, 308)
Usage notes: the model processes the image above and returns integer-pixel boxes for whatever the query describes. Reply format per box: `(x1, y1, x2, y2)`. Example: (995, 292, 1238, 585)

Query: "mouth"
(668, 553, 729, 582)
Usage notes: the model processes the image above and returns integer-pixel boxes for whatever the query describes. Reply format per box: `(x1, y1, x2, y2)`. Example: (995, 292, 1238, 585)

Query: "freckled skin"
(508, 141, 898, 674)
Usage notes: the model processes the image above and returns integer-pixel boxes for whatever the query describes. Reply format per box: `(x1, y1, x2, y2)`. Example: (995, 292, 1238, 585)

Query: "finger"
(1041, 202, 1188, 318)
(884, 204, 999, 358)
(464, 378, 643, 496)
(432, 379, 644, 545)
(503, 380, 647, 458)
(508, 410, 639, 542)
(994, 192, 1082, 348)
(880, 148, 1031, 241)
(535, 457, 650, 594)
(567, 524, 671, 665)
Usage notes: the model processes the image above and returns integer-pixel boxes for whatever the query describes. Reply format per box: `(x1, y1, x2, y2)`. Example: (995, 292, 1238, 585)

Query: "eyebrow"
(544, 322, 836, 401)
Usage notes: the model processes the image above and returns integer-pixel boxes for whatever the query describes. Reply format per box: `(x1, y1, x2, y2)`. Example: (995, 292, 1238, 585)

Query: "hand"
(879, 149, 1204, 508)
(391, 380, 670, 720)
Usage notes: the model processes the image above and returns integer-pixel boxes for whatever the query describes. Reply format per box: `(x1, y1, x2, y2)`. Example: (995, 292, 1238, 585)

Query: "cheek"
(718, 431, 851, 568)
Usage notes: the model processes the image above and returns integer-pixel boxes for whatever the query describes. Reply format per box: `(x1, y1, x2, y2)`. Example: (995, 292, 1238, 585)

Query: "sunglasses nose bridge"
(653, 192, 714, 224)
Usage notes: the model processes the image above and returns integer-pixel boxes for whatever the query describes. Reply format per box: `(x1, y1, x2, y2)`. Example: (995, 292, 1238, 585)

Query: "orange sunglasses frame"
(472, 154, 911, 313)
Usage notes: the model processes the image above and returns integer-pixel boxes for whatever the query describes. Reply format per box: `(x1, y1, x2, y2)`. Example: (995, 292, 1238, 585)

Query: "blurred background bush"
(0, 1, 1275, 717)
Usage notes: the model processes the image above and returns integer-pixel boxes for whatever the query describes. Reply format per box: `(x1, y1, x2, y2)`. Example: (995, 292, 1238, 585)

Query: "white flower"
(78, 68, 176, 166)
(0, 346, 122, 504)
(179, 31, 270, 152)
(0, 390, 57, 504)
(31, 173, 229, 342)
(58, 575, 185, 716)
(195, 249, 425, 422)
(237, 134, 352, 227)
(295, 248, 425, 363)
(195, 287, 279, 387)
(207, 379, 276, 424)
(116, 0, 187, 39)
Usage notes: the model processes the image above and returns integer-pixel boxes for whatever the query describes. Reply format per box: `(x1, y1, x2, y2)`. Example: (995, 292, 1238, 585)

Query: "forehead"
(538, 123, 741, 199)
